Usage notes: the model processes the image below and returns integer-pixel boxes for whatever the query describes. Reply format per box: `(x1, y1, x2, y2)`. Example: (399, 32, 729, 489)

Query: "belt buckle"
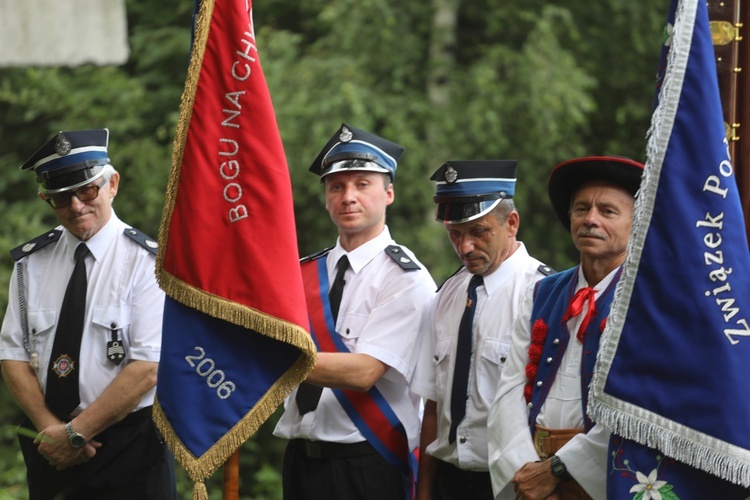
(534, 428, 550, 459)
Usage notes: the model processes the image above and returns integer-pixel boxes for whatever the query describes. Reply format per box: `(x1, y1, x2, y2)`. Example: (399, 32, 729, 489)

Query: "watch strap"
(65, 421, 87, 448)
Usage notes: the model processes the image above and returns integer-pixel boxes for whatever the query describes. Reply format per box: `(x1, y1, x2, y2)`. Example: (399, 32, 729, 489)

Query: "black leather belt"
(294, 439, 376, 459)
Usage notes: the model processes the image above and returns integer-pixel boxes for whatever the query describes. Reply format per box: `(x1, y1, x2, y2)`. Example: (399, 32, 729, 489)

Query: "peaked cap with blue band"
(548, 155, 644, 231)
(20, 129, 110, 194)
(430, 160, 517, 224)
(309, 123, 404, 181)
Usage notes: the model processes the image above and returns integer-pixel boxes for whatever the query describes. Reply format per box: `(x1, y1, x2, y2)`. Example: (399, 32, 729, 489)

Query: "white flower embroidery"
(630, 469, 668, 500)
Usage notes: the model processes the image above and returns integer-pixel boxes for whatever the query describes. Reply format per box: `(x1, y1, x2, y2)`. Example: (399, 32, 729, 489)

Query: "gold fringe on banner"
(193, 481, 208, 500)
(157, 270, 315, 353)
(156, 0, 211, 241)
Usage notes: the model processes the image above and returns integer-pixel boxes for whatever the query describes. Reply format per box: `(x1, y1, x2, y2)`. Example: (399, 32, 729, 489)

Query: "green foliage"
(0, 0, 666, 496)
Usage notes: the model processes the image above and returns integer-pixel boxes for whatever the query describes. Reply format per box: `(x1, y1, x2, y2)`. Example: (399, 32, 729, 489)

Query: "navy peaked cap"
(431, 160, 517, 223)
(309, 123, 404, 181)
(21, 129, 110, 194)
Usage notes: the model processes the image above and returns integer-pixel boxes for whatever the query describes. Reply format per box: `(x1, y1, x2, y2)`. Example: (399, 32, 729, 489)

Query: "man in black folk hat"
(273, 124, 436, 499)
(0, 129, 176, 499)
(487, 156, 644, 500)
(411, 160, 552, 499)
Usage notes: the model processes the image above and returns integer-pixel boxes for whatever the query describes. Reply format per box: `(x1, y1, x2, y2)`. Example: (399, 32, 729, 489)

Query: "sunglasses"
(43, 177, 108, 208)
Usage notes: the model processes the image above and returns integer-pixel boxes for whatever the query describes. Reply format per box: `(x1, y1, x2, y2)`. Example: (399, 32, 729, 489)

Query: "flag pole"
(222, 450, 240, 500)
(708, 0, 750, 239)
(735, 2, 750, 238)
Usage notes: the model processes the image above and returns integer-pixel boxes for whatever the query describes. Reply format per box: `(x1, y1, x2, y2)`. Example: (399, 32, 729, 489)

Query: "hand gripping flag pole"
(154, 1, 315, 498)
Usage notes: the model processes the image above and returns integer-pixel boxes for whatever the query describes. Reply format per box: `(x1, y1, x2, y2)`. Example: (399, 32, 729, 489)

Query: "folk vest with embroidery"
(526, 266, 622, 432)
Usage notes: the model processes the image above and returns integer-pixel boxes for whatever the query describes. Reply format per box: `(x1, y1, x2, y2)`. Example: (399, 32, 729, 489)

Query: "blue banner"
(590, 0, 750, 495)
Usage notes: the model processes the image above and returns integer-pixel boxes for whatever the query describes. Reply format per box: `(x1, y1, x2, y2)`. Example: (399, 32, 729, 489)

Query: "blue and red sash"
(300, 254, 418, 496)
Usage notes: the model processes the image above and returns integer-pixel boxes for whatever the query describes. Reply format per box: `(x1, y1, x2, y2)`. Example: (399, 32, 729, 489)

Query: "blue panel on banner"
(158, 297, 302, 456)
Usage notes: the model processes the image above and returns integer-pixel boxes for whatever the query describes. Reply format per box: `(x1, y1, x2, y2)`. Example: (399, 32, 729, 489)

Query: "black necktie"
(46, 243, 89, 420)
(296, 255, 350, 415)
(449, 274, 483, 444)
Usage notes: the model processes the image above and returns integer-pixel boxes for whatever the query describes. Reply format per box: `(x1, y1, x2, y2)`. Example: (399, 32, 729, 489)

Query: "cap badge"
(339, 126, 353, 143)
(55, 133, 72, 156)
(445, 165, 458, 184)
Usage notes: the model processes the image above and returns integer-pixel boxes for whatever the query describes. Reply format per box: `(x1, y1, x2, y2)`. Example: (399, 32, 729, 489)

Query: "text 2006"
(185, 346, 236, 399)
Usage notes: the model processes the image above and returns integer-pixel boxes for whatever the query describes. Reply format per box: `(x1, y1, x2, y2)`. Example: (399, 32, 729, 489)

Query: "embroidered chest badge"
(52, 354, 75, 377)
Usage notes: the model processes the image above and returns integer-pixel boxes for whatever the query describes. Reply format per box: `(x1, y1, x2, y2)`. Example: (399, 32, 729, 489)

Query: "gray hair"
(490, 198, 516, 223)
(102, 164, 118, 181)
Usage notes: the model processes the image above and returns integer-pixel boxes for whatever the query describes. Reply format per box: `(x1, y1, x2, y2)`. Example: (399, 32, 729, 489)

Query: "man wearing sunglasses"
(0, 129, 176, 499)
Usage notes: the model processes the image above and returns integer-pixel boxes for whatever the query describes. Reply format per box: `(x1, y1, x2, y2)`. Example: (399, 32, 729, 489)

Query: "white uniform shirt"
(0, 212, 164, 413)
(411, 243, 547, 471)
(273, 227, 436, 450)
(488, 266, 619, 499)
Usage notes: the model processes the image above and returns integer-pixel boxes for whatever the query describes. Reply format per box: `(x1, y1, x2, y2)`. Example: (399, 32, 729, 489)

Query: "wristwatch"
(65, 422, 87, 448)
(550, 455, 571, 481)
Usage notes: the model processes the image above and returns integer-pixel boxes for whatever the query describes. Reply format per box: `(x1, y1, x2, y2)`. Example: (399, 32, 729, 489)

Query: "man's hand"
(34, 423, 100, 470)
(512, 460, 561, 500)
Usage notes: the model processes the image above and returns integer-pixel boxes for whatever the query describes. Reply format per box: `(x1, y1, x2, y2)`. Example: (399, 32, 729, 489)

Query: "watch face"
(550, 456, 569, 479)
(70, 434, 87, 448)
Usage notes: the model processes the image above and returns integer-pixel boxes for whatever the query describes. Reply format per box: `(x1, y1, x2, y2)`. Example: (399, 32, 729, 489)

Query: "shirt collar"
(482, 242, 530, 295)
(61, 210, 120, 263)
(330, 226, 393, 274)
(576, 264, 620, 296)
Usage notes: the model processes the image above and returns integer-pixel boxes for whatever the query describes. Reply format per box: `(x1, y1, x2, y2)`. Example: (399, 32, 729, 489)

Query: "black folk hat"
(548, 155, 644, 230)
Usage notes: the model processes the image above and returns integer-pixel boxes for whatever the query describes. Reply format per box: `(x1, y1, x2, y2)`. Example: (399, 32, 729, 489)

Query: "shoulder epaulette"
(300, 246, 334, 264)
(123, 227, 159, 255)
(10, 229, 62, 261)
(537, 264, 556, 276)
(384, 245, 421, 271)
(436, 265, 464, 293)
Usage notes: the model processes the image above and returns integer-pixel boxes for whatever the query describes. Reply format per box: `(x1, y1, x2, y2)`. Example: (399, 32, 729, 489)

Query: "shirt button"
(459, 436, 467, 444)
(546, 357, 553, 364)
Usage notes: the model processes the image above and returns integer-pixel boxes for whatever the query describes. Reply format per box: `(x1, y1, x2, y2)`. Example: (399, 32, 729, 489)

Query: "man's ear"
(506, 210, 520, 237)
(108, 172, 121, 198)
